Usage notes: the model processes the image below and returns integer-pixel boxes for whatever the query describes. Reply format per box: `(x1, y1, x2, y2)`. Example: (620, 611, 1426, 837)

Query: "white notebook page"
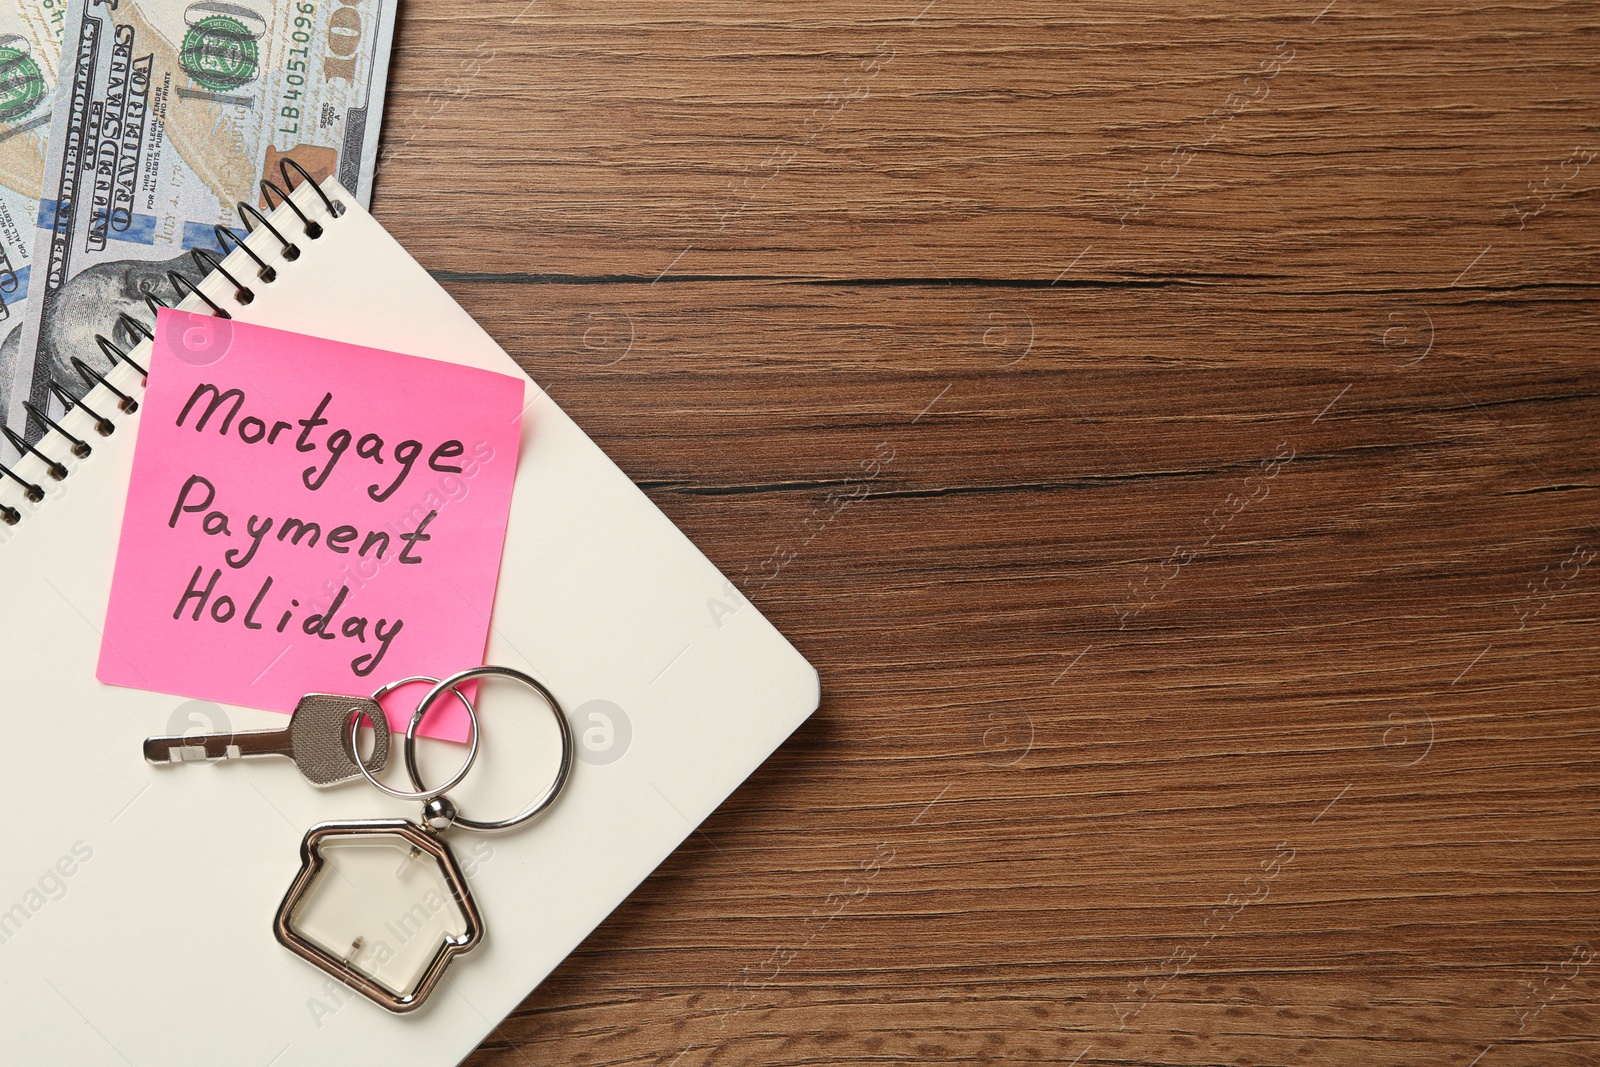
(0, 179, 818, 1065)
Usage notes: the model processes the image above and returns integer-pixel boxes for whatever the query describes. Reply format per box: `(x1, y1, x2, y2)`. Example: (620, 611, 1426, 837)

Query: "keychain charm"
(273, 666, 575, 1013)
(274, 819, 483, 1012)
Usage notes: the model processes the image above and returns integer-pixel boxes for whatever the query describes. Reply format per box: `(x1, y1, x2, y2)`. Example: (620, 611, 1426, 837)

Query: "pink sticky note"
(98, 310, 525, 741)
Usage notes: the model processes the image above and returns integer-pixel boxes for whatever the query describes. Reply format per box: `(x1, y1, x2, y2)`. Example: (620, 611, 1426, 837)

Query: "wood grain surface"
(374, 2, 1600, 1063)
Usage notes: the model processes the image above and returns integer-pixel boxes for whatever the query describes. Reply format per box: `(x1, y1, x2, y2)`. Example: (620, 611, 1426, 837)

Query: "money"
(0, 0, 65, 431)
(4, 0, 397, 436)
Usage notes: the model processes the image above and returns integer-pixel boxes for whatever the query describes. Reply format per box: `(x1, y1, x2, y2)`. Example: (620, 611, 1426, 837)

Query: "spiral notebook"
(0, 178, 819, 1064)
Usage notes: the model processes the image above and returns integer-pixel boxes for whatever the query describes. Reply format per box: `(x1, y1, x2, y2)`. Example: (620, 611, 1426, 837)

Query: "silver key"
(143, 694, 391, 788)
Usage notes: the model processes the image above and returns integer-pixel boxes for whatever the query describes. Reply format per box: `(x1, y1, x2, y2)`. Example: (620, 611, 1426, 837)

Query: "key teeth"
(143, 738, 218, 764)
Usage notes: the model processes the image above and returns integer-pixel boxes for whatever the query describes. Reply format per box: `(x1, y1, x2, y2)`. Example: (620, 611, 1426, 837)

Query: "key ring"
(402, 665, 575, 833)
(348, 675, 480, 803)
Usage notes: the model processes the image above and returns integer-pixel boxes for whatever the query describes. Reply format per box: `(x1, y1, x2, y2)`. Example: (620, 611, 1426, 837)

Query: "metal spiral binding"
(103, 329, 150, 377)
(0, 425, 65, 481)
(0, 160, 346, 528)
(237, 203, 300, 261)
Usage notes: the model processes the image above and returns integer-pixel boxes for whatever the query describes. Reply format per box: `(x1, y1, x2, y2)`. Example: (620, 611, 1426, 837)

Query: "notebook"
(0, 176, 819, 1063)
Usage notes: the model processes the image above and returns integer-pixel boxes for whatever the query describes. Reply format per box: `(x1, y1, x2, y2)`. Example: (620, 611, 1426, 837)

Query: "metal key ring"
(349, 675, 480, 803)
(403, 665, 575, 833)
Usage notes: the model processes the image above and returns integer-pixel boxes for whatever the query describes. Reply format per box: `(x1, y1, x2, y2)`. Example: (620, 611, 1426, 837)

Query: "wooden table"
(376, 2, 1600, 1063)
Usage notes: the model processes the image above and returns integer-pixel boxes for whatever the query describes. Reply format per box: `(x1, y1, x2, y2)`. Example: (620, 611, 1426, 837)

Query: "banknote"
(4, 0, 397, 436)
(0, 0, 64, 434)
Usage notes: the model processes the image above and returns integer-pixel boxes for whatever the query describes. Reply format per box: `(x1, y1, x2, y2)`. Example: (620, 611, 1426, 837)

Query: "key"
(143, 694, 391, 788)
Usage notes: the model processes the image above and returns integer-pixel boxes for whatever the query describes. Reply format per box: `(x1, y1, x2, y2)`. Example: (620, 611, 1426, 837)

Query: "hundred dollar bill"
(0, 0, 64, 435)
(5, 0, 396, 435)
